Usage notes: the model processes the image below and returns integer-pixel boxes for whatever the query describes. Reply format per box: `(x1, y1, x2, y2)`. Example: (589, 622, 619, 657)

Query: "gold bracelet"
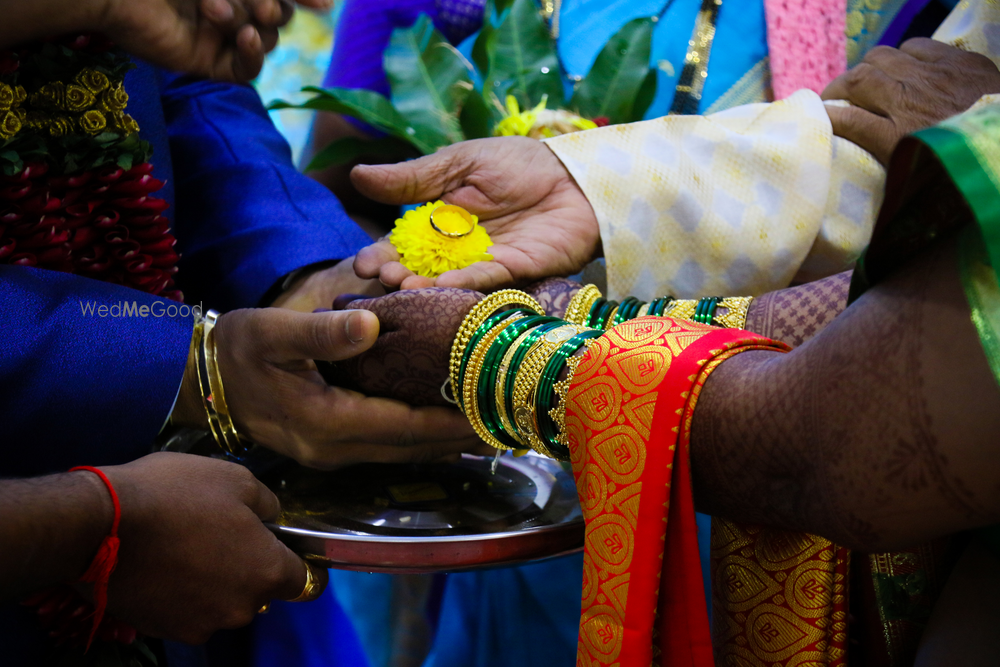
(714, 296, 754, 329)
(462, 314, 529, 450)
(203, 310, 251, 458)
(603, 305, 621, 330)
(563, 284, 602, 325)
(511, 324, 587, 455)
(449, 290, 543, 407)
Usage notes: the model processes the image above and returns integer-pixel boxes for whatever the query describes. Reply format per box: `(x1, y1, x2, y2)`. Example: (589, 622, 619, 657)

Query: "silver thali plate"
(160, 431, 583, 574)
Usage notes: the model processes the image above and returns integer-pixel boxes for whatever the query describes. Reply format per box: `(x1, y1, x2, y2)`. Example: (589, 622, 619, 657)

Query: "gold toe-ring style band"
(287, 560, 323, 603)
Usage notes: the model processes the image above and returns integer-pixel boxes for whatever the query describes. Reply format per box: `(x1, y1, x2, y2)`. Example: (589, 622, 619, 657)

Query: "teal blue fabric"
(457, 0, 769, 116)
(557, 0, 768, 116)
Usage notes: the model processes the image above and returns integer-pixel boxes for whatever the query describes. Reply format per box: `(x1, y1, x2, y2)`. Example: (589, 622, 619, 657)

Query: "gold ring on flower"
(430, 205, 477, 238)
(287, 560, 324, 603)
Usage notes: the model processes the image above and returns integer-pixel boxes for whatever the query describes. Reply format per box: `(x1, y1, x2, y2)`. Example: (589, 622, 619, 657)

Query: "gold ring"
(287, 560, 323, 603)
(258, 603, 271, 614)
(430, 204, 476, 238)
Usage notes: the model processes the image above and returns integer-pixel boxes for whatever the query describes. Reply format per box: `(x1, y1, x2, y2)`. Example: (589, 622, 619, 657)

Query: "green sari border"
(913, 125, 1000, 287)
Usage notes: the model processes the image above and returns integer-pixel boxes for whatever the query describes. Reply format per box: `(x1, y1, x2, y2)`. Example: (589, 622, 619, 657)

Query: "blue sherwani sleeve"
(158, 70, 372, 311)
(0, 266, 191, 477)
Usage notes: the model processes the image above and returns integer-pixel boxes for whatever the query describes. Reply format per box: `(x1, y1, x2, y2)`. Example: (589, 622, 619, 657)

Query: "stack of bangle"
(451, 290, 602, 459)
(578, 290, 752, 330)
(193, 310, 252, 458)
(451, 289, 754, 460)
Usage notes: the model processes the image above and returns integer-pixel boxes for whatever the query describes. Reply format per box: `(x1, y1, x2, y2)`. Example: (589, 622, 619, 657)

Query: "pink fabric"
(765, 0, 848, 100)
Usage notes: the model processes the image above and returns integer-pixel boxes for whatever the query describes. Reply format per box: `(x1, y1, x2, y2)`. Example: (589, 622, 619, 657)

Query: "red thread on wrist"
(70, 466, 121, 650)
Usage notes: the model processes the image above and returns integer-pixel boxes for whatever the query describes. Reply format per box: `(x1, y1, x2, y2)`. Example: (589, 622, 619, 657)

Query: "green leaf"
(384, 14, 471, 150)
(470, 1, 495, 75)
(630, 67, 659, 122)
(305, 136, 416, 172)
(459, 90, 493, 139)
(117, 153, 133, 171)
(271, 87, 434, 154)
(570, 17, 655, 124)
(484, 0, 564, 109)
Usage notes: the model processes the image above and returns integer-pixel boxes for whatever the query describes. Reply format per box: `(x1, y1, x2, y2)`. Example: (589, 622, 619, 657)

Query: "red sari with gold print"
(564, 316, 850, 667)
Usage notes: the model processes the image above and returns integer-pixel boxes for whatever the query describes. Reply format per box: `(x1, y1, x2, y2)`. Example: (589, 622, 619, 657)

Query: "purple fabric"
(323, 0, 486, 95)
(878, 0, 935, 46)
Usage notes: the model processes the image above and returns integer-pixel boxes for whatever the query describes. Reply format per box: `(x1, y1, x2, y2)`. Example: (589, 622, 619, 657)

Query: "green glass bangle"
(612, 297, 640, 327)
(626, 298, 646, 321)
(503, 320, 565, 433)
(536, 329, 604, 457)
(693, 297, 720, 325)
(649, 296, 673, 317)
(477, 316, 557, 447)
(586, 298, 607, 328)
(457, 308, 533, 410)
(594, 300, 618, 329)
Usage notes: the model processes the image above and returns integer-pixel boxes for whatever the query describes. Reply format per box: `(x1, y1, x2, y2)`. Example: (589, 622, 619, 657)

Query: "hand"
(270, 257, 385, 313)
(97, 0, 329, 81)
(352, 136, 601, 293)
(333, 288, 484, 407)
(102, 452, 324, 644)
(524, 277, 582, 319)
(173, 307, 480, 468)
(822, 38, 1000, 165)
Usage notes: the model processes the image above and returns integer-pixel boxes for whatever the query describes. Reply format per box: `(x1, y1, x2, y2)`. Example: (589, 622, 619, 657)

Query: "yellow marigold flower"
(0, 83, 13, 112)
(0, 111, 21, 139)
(80, 110, 107, 135)
(65, 84, 96, 112)
(390, 201, 493, 278)
(75, 68, 111, 94)
(493, 95, 598, 140)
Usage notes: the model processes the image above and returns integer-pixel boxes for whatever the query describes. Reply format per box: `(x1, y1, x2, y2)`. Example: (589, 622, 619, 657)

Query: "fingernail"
(345, 311, 366, 344)
(210, 0, 235, 20)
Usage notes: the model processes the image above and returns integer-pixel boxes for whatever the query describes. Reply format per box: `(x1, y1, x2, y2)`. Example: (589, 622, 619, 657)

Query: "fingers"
(252, 308, 381, 362)
(825, 104, 895, 164)
(271, 550, 328, 603)
(820, 62, 901, 116)
(435, 259, 515, 292)
(354, 240, 401, 279)
(245, 474, 283, 522)
(899, 37, 955, 63)
(351, 148, 470, 205)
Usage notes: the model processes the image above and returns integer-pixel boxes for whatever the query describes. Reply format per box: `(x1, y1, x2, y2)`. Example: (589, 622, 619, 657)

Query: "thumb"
(351, 146, 469, 205)
(259, 309, 380, 362)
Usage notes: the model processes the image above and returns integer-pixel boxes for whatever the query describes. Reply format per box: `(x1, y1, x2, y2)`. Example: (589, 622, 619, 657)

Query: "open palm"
(352, 136, 601, 293)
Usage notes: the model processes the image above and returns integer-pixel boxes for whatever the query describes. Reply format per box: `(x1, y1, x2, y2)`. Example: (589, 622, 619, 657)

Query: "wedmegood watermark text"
(79, 300, 203, 319)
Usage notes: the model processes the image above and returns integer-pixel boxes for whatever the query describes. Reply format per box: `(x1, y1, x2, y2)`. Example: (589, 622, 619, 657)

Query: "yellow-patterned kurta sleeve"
(543, 0, 997, 300)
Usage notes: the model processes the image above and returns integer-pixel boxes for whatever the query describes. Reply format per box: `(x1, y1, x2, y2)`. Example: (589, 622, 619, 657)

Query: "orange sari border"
(565, 316, 789, 667)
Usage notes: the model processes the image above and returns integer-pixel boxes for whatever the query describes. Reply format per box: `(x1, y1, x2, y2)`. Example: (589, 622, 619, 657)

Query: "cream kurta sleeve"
(543, 0, 997, 300)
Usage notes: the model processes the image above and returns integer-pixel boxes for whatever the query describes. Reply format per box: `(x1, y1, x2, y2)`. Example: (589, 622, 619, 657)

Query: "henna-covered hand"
(525, 277, 581, 319)
(330, 288, 484, 407)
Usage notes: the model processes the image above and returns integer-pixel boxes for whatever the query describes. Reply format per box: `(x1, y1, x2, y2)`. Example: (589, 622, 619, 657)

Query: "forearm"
(0, 0, 105, 48)
(0, 471, 112, 601)
(691, 235, 1000, 551)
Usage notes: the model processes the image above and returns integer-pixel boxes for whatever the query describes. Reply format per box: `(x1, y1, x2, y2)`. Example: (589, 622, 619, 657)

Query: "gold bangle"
(203, 310, 251, 458)
(551, 338, 598, 450)
(462, 314, 529, 450)
(494, 326, 540, 448)
(197, 313, 226, 447)
(563, 284, 602, 325)
(449, 290, 543, 408)
(714, 296, 754, 329)
(511, 324, 586, 455)
(663, 299, 698, 321)
(603, 305, 621, 330)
